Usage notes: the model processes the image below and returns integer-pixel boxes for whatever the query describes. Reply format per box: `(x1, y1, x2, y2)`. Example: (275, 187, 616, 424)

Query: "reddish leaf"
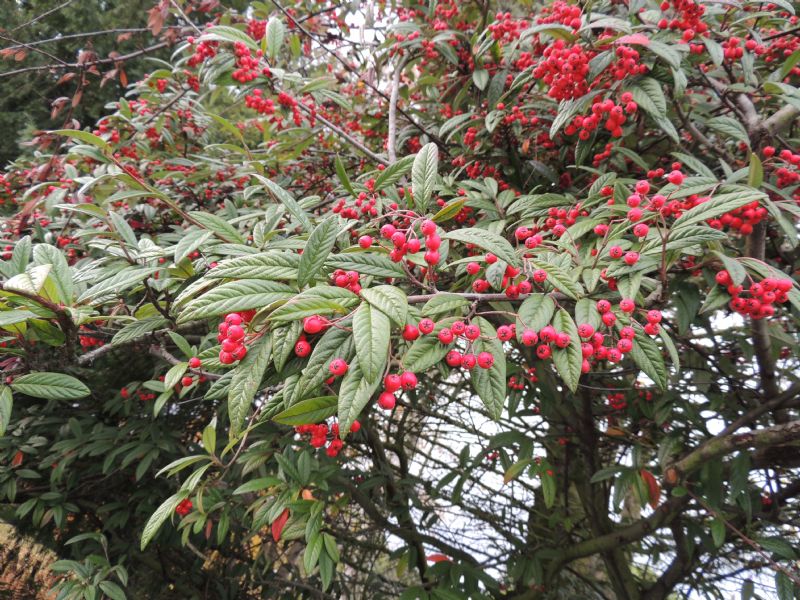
(640, 469, 661, 509)
(271, 508, 290, 542)
(616, 33, 650, 45)
(427, 554, 450, 563)
(11, 450, 23, 468)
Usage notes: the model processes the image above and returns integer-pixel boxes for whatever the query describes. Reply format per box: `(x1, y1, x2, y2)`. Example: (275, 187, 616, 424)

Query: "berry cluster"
(332, 191, 380, 220)
(295, 420, 360, 458)
(381, 218, 441, 266)
(565, 96, 637, 140)
(175, 499, 193, 516)
(232, 42, 263, 83)
(716, 271, 794, 319)
(378, 372, 419, 410)
(532, 41, 592, 101)
(217, 312, 250, 364)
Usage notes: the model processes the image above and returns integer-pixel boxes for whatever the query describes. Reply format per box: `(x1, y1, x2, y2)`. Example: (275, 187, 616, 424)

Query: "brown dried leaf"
(117, 32, 133, 42)
(71, 90, 83, 107)
(148, 5, 166, 36)
(119, 69, 128, 88)
(56, 72, 76, 85)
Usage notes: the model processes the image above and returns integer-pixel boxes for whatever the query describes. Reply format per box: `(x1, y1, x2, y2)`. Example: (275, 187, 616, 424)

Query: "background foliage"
(1, 0, 800, 599)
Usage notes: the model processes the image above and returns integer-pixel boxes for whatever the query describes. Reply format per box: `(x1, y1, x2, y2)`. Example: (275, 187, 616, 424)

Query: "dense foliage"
(1, 0, 800, 598)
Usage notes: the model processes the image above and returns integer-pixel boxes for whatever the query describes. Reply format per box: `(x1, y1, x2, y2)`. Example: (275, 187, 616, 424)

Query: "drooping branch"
(664, 420, 800, 485)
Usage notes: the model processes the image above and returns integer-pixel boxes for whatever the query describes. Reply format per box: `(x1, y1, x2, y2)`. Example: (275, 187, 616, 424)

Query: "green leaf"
(374, 155, 414, 190)
(325, 252, 405, 278)
(540, 470, 556, 508)
(528, 260, 582, 300)
(164, 362, 188, 392)
(0, 309, 37, 329)
(10, 372, 90, 400)
(574, 298, 601, 330)
(629, 331, 668, 390)
(77, 266, 157, 304)
(353, 303, 391, 384)
(504, 458, 534, 484)
(411, 142, 438, 212)
(472, 68, 489, 90)
(748, 153, 763, 188)
(266, 17, 285, 58)
(422, 293, 469, 317)
(32, 244, 73, 304)
(180, 280, 295, 322)
(471, 318, 506, 419)
(776, 571, 794, 600)
(432, 198, 467, 223)
(0, 386, 12, 437)
(268, 286, 359, 322)
(712, 252, 747, 286)
(550, 309, 582, 392)
(174, 229, 212, 264)
(51, 129, 111, 153)
(630, 78, 667, 117)
(140, 492, 186, 550)
(673, 190, 765, 229)
(233, 476, 281, 495)
(5, 265, 51, 295)
(337, 358, 381, 437)
(648, 40, 683, 70)
(272, 320, 303, 372)
(254, 175, 313, 232)
(98, 581, 126, 600)
(293, 324, 353, 401)
(516, 294, 556, 337)
(360, 285, 408, 326)
(710, 517, 725, 547)
(273, 396, 338, 425)
(304, 533, 324, 573)
(298, 218, 339, 288)
(188, 211, 245, 244)
(402, 317, 457, 372)
(707, 116, 750, 147)
(201, 25, 259, 50)
(443, 228, 519, 268)
(208, 252, 301, 280)
(334, 155, 354, 195)
(111, 317, 168, 345)
(228, 335, 273, 436)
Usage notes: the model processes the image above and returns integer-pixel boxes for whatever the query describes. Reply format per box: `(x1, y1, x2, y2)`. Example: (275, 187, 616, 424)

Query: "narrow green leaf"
(298, 218, 339, 288)
(140, 492, 186, 550)
(10, 372, 90, 400)
(337, 358, 380, 437)
(352, 303, 390, 384)
(550, 309, 582, 392)
(228, 335, 273, 436)
(443, 228, 519, 268)
(360, 285, 408, 326)
(273, 396, 338, 425)
(411, 142, 438, 212)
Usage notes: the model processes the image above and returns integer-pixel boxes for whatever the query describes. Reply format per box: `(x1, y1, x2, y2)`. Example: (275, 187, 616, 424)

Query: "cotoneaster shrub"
(1, 0, 799, 599)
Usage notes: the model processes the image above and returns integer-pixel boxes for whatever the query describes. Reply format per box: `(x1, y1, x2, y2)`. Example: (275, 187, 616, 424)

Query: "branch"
(295, 103, 388, 166)
(387, 57, 405, 163)
(664, 420, 800, 485)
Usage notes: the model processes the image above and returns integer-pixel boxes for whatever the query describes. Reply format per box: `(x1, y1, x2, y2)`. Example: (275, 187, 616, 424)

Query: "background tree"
(0, 1, 799, 599)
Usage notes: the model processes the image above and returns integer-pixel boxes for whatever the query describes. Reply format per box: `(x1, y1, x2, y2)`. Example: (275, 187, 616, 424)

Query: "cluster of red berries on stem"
(379, 372, 419, 410)
(716, 271, 794, 319)
(295, 420, 360, 458)
(217, 312, 251, 364)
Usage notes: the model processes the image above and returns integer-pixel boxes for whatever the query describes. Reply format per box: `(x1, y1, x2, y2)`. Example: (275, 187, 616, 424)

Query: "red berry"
(358, 235, 373, 249)
(497, 325, 514, 342)
(464, 324, 481, 340)
(295, 340, 311, 357)
(219, 351, 235, 364)
(536, 345, 552, 359)
(378, 392, 396, 410)
(477, 352, 494, 369)
(384, 374, 401, 392)
(188, 357, 201, 369)
(329, 359, 349, 376)
(466, 262, 481, 275)
(418, 318, 435, 334)
(402, 325, 420, 341)
(596, 299, 611, 313)
(400, 371, 418, 389)
(181, 376, 194, 387)
(437, 328, 454, 344)
(577, 324, 594, 338)
(532, 269, 547, 283)
(485, 253, 498, 264)
(462, 353, 477, 369)
(421, 220, 436, 235)
(445, 350, 463, 367)
(303, 316, 325, 334)
(619, 299, 635, 313)
(225, 313, 243, 326)
(521, 329, 538, 346)
(227, 325, 245, 341)
(667, 170, 684, 185)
